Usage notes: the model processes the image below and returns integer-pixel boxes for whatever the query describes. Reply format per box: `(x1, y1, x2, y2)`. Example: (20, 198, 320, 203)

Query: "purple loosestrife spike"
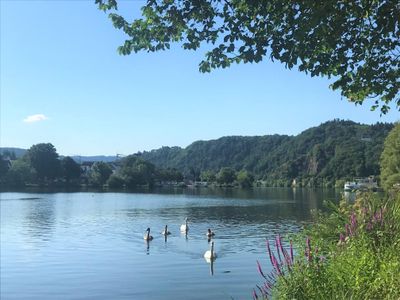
(261, 286, 268, 297)
(367, 222, 373, 231)
(257, 260, 267, 279)
(271, 253, 282, 275)
(340, 233, 345, 242)
(278, 236, 285, 258)
(351, 212, 356, 223)
(373, 212, 379, 223)
(267, 273, 276, 281)
(350, 213, 357, 233)
(290, 240, 294, 263)
(265, 282, 273, 296)
(306, 237, 311, 262)
(276, 234, 282, 250)
(266, 240, 273, 265)
(282, 247, 291, 266)
(338, 233, 344, 246)
(278, 238, 288, 264)
(345, 223, 351, 236)
(275, 236, 282, 263)
(256, 285, 265, 297)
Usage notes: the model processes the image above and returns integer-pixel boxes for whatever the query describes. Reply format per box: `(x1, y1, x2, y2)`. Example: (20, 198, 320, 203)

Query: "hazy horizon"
(0, 119, 397, 157)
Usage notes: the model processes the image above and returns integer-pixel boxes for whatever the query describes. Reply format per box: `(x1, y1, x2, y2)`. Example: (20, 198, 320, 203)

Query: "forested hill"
(138, 120, 394, 185)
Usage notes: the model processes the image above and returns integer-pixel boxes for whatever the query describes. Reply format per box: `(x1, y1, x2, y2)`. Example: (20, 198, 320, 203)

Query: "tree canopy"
(96, 0, 399, 114)
(380, 123, 400, 190)
(27, 143, 60, 181)
(61, 156, 82, 183)
(90, 161, 113, 186)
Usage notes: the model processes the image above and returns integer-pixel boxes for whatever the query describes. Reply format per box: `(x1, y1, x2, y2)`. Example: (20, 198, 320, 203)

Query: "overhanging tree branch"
(96, 0, 400, 114)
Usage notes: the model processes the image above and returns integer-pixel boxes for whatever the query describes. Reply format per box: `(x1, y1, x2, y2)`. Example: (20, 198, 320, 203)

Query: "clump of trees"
(199, 167, 255, 188)
(0, 143, 185, 189)
(0, 143, 82, 187)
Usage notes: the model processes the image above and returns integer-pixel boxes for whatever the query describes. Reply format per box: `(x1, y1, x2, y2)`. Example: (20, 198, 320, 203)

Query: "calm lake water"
(1, 188, 342, 300)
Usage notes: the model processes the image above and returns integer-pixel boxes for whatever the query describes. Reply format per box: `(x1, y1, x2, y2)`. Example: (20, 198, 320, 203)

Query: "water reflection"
(344, 191, 357, 203)
(209, 259, 215, 276)
(24, 197, 55, 242)
(1, 189, 343, 300)
(149, 186, 341, 204)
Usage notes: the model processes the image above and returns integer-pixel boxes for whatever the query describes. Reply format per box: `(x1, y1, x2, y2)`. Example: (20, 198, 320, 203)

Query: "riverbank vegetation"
(255, 191, 400, 300)
(140, 120, 393, 187)
(255, 123, 400, 299)
(0, 120, 395, 189)
(0, 144, 183, 189)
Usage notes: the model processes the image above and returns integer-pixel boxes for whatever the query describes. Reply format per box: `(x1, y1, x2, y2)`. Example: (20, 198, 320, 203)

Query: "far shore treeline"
(0, 120, 396, 189)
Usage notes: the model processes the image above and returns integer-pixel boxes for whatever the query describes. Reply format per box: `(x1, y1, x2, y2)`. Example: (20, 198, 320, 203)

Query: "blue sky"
(1, 0, 399, 156)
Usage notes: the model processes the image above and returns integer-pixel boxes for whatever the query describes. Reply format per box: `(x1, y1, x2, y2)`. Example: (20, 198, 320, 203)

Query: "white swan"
(161, 225, 171, 235)
(180, 218, 189, 233)
(206, 228, 215, 238)
(143, 228, 153, 241)
(204, 241, 217, 260)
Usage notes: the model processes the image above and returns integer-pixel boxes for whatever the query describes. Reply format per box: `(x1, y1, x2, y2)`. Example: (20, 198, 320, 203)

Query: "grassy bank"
(255, 190, 400, 299)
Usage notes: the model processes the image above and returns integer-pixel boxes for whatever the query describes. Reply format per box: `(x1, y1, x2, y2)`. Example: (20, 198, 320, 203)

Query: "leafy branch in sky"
(96, 0, 400, 114)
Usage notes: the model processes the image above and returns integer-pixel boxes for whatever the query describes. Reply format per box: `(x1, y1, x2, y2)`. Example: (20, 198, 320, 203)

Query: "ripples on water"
(1, 188, 341, 300)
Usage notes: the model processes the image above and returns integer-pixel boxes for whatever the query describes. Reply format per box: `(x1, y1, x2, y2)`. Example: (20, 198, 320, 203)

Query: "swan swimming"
(206, 228, 215, 238)
(204, 241, 217, 260)
(143, 228, 153, 241)
(180, 218, 189, 233)
(161, 225, 171, 235)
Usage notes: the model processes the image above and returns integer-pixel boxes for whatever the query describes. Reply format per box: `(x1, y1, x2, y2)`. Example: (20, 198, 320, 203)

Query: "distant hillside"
(138, 120, 394, 184)
(0, 148, 117, 163)
(70, 155, 118, 163)
(0, 148, 27, 158)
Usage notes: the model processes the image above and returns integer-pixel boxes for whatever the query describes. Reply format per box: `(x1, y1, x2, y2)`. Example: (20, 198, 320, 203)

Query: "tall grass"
(255, 191, 400, 299)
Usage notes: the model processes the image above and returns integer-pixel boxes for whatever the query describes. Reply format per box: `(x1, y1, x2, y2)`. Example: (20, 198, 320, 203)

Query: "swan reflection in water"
(145, 240, 150, 255)
(180, 218, 189, 233)
(161, 225, 171, 243)
(204, 241, 217, 275)
(143, 227, 153, 255)
(209, 259, 215, 275)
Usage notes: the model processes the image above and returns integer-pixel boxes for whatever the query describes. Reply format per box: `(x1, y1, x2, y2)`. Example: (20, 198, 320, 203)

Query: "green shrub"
(255, 192, 400, 299)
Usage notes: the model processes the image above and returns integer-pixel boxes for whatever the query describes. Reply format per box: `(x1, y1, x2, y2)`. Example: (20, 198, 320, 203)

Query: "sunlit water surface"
(1, 188, 342, 300)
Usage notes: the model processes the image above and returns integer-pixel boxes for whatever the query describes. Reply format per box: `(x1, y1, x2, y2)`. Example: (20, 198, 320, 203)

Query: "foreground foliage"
(256, 191, 400, 299)
(380, 123, 400, 191)
(96, 0, 400, 113)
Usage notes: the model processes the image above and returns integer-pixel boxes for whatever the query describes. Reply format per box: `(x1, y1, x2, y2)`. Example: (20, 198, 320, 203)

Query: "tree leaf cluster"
(96, 0, 400, 114)
(380, 122, 400, 190)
